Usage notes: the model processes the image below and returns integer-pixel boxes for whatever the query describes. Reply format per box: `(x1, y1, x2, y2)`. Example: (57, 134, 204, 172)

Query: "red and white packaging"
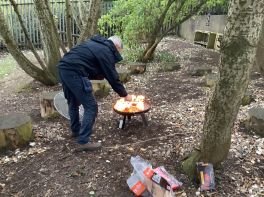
(151, 166, 182, 191)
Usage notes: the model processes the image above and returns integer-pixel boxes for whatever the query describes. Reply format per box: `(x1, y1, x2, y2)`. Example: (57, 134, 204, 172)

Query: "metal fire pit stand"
(118, 113, 148, 129)
(113, 99, 151, 130)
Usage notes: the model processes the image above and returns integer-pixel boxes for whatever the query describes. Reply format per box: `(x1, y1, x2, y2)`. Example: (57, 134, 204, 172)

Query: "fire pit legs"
(118, 114, 148, 129)
(118, 115, 127, 129)
(140, 114, 148, 127)
(113, 95, 151, 129)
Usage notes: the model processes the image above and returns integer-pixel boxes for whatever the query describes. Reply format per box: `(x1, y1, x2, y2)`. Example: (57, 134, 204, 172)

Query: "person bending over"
(57, 35, 132, 151)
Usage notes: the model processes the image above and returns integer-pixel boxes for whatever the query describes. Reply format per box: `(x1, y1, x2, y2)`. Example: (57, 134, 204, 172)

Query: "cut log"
(245, 107, 264, 137)
(91, 80, 110, 98)
(40, 91, 60, 118)
(117, 69, 131, 83)
(128, 62, 146, 74)
(0, 113, 33, 151)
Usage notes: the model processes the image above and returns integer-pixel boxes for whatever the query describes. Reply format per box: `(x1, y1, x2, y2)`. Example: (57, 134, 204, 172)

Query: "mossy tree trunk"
(182, 0, 264, 178)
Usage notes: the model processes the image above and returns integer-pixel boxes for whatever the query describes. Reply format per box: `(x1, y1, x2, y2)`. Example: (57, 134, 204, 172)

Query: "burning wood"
(113, 95, 146, 113)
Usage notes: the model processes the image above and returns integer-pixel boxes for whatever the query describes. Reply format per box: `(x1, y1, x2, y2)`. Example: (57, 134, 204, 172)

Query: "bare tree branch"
(77, 0, 102, 44)
(43, 0, 67, 54)
(9, 0, 47, 71)
(78, 0, 87, 27)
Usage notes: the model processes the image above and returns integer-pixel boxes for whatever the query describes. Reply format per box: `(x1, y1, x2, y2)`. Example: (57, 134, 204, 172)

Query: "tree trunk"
(182, 0, 264, 178)
(140, 0, 206, 62)
(91, 0, 102, 36)
(34, 0, 62, 79)
(141, 37, 162, 62)
(255, 19, 264, 75)
(65, 0, 73, 49)
(140, 0, 175, 62)
(0, 9, 57, 85)
(77, 0, 102, 44)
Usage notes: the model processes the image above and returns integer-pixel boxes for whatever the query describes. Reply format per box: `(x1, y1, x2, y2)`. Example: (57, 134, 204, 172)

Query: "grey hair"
(108, 35, 123, 49)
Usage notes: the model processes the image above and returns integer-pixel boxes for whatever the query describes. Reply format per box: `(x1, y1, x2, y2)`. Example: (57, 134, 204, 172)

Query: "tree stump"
(128, 62, 146, 74)
(91, 80, 110, 98)
(40, 91, 60, 118)
(245, 106, 264, 137)
(0, 113, 33, 151)
(117, 69, 131, 83)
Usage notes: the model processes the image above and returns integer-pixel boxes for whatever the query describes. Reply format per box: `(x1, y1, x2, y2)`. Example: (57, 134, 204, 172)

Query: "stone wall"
(178, 15, 227, 41)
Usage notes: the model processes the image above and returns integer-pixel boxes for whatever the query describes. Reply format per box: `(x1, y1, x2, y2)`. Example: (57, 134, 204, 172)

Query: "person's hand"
(124, 94, 132, 101)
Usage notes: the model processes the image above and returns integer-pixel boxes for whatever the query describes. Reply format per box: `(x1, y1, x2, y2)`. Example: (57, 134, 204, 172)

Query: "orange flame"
(114, 95, 146, 112)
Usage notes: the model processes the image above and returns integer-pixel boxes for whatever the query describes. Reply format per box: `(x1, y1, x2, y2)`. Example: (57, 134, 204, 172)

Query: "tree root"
(182, 150, 201, 180)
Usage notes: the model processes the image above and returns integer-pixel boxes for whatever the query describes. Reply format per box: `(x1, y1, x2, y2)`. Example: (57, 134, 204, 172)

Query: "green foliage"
(99, 0, 165, 47)
(205, 0, 229, 13)
(0, 55, 17, 78)
(99, 0, 228, 61)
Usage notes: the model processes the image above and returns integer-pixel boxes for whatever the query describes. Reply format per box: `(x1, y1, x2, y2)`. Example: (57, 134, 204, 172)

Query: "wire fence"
(0, 0, 114, 50)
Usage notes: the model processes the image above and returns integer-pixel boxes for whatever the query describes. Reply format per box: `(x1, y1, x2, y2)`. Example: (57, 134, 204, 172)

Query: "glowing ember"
(114, 95, 146, 113)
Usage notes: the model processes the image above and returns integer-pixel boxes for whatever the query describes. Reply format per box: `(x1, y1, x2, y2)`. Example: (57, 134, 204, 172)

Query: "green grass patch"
(0, 55, 17, 78)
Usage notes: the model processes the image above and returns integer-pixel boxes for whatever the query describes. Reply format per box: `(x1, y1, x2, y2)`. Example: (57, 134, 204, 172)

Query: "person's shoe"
(75, 142, 102, 152)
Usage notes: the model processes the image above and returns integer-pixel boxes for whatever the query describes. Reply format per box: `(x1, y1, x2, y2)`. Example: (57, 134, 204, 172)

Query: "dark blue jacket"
(58, 35, 127, 97)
